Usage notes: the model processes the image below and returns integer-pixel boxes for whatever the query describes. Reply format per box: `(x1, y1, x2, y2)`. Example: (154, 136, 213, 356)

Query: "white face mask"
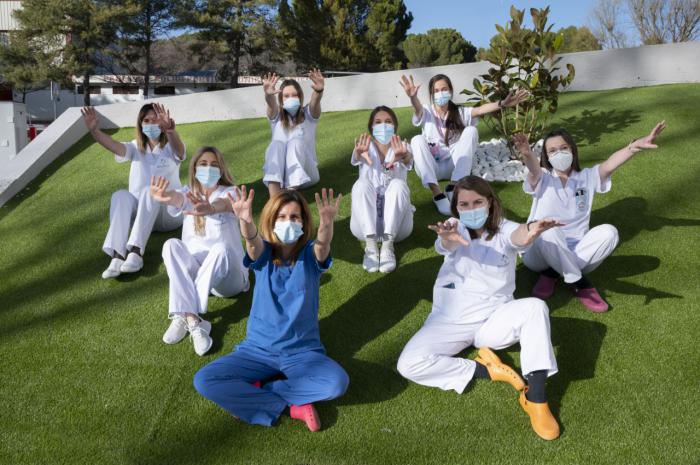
(548, 150, 573, 172)
(273, 220, 303, 244)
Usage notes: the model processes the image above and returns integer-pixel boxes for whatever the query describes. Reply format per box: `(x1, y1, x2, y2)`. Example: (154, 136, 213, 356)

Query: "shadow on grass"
(557, 108, 642, 147)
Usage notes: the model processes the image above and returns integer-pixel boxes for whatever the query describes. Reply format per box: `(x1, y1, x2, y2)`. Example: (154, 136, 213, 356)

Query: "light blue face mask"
(142, 123, 162, 140)
(274, 220, 304, 244)
(372, 123, 395, 145)
(283, 97, 301, 114)
(433, 91, 452, 106)
(195, 166, 221, 188)
(459, 206, 489, 230)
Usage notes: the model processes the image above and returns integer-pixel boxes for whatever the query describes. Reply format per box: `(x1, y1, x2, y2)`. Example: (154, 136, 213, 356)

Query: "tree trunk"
(231, 35, 241, 89)
(144, 0, 152, 99)
(83, 71, 91, 106)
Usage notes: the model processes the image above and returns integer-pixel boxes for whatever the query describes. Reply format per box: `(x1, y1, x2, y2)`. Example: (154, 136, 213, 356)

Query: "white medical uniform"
(350, 142, 415, 242)
(103, 140, 184, 258)
(162, 185, 249, 316)
(397, 218, 557, 393)
(263, 105, 320, 189)
(410, 105, 479, 187)
(522, 165, 619, 283)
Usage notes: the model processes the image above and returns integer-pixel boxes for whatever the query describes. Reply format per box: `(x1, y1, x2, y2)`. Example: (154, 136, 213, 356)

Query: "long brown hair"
(540, 128, 581, 172)
(188, 146, 235, 236)
(450, 175, 503, 241)
(278, 79, 306, 131)
(135, 103, 168, 153)
(429, 74, 465, 146)
(367, 105, 399, 133)
(259, 190, 315, 265)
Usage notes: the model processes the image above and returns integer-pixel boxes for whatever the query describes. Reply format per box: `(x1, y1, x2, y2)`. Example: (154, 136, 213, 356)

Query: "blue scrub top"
(240, 240, 332, 354)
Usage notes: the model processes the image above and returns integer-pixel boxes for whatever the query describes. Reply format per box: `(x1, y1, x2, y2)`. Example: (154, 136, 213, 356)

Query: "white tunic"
(524, 165, 611, 248)
(351, 141, 413, 193)
(168, 185, 243, 255)
(412, 104, 477, 160)
(269, 105, 318, 149)
(115, 140, 184, 198)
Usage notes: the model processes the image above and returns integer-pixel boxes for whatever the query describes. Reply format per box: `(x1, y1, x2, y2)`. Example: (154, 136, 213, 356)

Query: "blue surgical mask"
(459, 206, 489, 230)
(372, 123, 394, 145)
(195, 166, 221, 188)
(433, 91, 452, 106)
(283, 97, 301, 114)
(274, 220, 303, 244)
(142, 123, 161, 140)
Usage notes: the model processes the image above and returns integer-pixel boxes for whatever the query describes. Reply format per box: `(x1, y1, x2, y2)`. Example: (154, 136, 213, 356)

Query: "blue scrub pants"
(194, 345, 349, 426)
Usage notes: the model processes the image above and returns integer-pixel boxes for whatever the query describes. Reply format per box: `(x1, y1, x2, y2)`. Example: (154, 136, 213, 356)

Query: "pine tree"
(0, 0, 124, 105)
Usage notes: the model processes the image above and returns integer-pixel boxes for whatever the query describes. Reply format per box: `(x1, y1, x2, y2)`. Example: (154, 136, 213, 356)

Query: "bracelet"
(526, 220, 537, 231)
(498, 99, 504, 109)
(243, 226, 258, 241)
(315, 87, 324, 93)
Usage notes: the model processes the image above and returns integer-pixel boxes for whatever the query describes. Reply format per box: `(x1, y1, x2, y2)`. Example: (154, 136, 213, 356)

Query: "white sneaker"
(189, 319, 213, 356)
(433, 195, 452, 216)
(102, 258, 124, 279)
(379, 240, 396, 273)
(163, 315, 188, 344)
(362, 242, 380, 273)
(120, 252, 144, 273)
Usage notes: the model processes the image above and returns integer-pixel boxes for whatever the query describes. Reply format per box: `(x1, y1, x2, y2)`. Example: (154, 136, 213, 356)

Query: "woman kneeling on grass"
(513, 121, 666, 312)
(194, 187, 348, 431)
(397, 176, 563, 440)
(149, 147, 250, 356)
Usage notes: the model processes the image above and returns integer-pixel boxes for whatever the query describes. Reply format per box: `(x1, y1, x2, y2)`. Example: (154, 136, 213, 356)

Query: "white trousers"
(103, 189, 182, 258)
(350, 178, 413, 241)
(263, 139, 320, 189)
(397, 296, 557, 394)
(522, 224, 619, 283)
(411, 126, 478, 187)
(162, 238, 249, 316)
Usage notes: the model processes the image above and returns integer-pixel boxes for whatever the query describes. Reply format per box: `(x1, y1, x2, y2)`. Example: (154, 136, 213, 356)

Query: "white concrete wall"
(2, 42, 700, 207)
(0, 102, 28, 164)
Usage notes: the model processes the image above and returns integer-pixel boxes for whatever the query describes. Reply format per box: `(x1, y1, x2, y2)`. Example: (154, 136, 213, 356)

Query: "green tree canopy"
(0, 0, 125, 105)
(278, 0, 412, 72)
(556, 25, 602, 53)
(401, 28, 477, 68)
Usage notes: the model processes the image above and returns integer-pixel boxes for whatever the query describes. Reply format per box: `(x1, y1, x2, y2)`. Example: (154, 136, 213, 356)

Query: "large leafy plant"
(463, 6, 575, 157)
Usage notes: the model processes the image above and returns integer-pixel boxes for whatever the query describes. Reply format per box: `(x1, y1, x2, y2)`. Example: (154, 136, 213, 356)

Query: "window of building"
(154, 86, 175, 95)
(112, 85, 140, 95)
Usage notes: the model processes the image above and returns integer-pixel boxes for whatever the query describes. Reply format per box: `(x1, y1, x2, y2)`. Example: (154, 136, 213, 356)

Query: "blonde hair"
(135, 103, 168, 153)
(259, 190, 315, 265)
(188, 146, 235, 236)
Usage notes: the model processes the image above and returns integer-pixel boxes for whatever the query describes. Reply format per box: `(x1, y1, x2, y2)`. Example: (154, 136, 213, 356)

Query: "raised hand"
(428, 220, 470, 248)
(354, 133, 372, 165)
(389, 135, 410, 167)
(630, 120, 667, 153)
(153, 103, 176, 133)
(315, 188, 342, 224)
(309, 68, 325, 92)
(262, 73, 280, 96)
(525, 218, 565, 244)
(512, 133, 533, 156)
(228, 185, 254, 224)
(399, 74, 421, 98)
(184, 191, 215, 216)
(149, 176, 173, 203)
(501, 88, 530, 108)
(81, 106, 99, 132)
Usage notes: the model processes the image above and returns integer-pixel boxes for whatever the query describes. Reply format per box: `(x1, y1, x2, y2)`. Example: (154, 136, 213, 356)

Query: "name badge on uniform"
(429, 142, 440, 159)
(575, 188, 588, 212)
(155, 156, 169, 168)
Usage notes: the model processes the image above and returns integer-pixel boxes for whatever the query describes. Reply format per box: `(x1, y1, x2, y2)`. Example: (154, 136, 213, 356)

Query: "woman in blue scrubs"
(193, 186, 348, 432)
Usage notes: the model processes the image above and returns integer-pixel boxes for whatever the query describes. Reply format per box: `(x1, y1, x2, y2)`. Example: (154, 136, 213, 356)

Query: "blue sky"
(404, 0, 600, 48)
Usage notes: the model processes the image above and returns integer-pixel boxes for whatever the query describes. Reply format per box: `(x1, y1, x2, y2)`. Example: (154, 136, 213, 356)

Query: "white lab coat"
(162, 185, 249, 316)
(397, 218, 558, 393)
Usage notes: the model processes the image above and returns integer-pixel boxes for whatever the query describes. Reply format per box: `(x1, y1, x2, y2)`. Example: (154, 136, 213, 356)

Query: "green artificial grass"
(1, 83, 699, 465)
